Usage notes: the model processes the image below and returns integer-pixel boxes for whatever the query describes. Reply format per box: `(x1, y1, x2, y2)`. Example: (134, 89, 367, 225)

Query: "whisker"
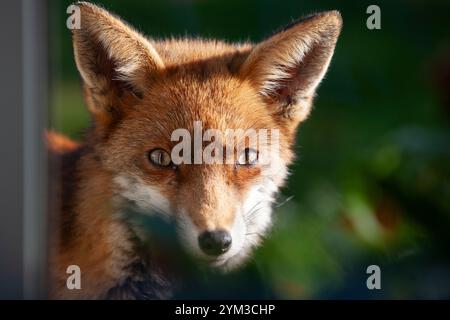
(246, 201, 263, 216)
(275, 195, 294, 208)
(244, 205, 266, 224)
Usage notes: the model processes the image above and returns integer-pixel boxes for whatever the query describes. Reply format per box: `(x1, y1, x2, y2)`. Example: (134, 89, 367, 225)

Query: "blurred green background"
(49, 0, 450, 298)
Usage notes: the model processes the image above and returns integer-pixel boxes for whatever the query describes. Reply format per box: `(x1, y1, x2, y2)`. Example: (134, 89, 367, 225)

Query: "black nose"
(198, 230, 232, 256)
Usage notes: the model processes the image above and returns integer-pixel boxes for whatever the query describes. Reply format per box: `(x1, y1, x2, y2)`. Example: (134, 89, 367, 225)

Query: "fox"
(48, 2, 342, 299)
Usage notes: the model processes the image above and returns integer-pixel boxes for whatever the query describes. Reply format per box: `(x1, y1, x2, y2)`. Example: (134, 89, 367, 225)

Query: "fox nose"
(198, 230, 232, 256)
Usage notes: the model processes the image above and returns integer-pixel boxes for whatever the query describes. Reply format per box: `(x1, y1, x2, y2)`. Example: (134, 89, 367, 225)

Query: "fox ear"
(240, 11, 342, 129)
(71, 2, 164, 128)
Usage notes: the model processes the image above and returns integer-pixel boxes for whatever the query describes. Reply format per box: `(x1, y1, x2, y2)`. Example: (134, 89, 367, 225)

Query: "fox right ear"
(71, 2, 164, 129)
(239, 11, 342, 131)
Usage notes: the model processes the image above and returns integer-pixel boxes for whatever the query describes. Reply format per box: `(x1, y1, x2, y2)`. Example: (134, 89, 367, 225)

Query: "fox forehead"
(132, 45, 276, 130)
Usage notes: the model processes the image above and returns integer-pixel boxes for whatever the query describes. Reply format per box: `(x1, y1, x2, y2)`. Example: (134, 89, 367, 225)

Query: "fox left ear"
(71, 2, 164, 133)
(240, 11, 342, 129)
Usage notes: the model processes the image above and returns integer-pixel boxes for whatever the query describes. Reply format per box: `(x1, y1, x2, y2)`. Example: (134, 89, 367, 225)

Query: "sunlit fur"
(48, 2, 341, 299)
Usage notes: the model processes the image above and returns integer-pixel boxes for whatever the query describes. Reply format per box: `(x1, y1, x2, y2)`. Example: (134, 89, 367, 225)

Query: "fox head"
(71, 2, 342, 271)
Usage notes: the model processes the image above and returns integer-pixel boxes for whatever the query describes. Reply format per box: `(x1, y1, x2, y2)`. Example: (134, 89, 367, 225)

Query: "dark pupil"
(159, 151, 170, 166)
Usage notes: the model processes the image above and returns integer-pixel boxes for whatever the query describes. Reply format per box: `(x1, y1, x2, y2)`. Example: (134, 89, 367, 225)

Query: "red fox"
(48, 2, 342, 299)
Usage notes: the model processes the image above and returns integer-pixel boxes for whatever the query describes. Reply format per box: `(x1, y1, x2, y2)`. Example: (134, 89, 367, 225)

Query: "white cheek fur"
(113, 174, 172, 219)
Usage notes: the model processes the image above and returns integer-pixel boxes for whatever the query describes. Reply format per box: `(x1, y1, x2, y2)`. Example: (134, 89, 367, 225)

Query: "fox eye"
(148, 149, 172, 167)
(237, 148, 259, 166)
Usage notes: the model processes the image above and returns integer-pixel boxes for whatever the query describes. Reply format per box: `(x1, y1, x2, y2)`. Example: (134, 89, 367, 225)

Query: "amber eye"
(237, 148, 259, 166)
(148, 149, 172, 167)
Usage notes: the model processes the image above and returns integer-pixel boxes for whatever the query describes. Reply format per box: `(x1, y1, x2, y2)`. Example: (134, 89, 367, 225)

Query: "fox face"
(71, 2, 342, 271)
(106, 77, 290, 270)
